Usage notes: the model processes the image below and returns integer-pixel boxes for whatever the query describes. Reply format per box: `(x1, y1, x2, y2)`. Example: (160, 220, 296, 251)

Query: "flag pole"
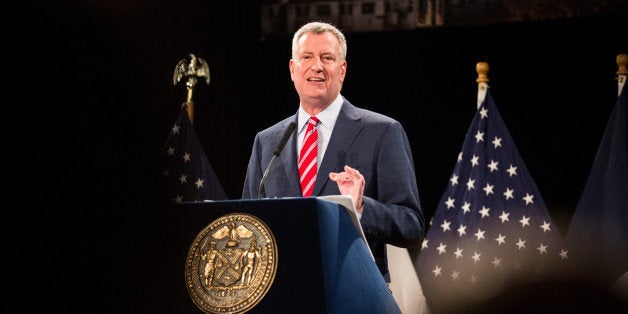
(616, 53, 627, 96)
(173, 53, 211, 124)
(476, 61, 489, 109)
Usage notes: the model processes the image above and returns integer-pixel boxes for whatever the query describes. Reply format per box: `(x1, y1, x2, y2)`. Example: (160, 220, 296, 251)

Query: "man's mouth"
(307, 77, 325, 82)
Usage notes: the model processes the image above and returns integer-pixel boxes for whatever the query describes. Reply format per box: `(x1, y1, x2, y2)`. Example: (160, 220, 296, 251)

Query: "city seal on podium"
(185, 213, 278, 313)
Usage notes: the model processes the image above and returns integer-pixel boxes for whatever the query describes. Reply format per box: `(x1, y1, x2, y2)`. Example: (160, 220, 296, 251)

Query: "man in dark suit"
(242, 21, 425, 283)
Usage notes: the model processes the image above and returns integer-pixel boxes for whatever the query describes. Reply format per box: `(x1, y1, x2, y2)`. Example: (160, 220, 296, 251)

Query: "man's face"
(290, 31, 346, 109)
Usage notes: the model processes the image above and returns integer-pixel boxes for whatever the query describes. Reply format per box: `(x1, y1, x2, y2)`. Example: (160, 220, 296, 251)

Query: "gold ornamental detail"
(185, 213, 278, 313)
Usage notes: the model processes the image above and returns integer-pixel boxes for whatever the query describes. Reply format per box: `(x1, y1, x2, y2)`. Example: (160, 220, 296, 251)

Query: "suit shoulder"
(354, 107, 400, 127)
(342, 98, 399, 125)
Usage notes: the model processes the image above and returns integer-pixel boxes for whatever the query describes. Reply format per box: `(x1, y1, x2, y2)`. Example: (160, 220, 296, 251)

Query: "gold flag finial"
(616, 53, 627, 96)
(476, 62, 490, 108)
(173, 53, 210, 123)
(476, 62, 489, 84)
(617, 53, 628, 75)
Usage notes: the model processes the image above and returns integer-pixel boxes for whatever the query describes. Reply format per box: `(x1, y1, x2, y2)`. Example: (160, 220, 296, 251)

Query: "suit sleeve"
(360, 121, 425, 248)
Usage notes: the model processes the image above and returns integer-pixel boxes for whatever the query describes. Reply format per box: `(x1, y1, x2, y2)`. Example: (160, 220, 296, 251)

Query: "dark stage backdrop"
(10, 1, 627, 312)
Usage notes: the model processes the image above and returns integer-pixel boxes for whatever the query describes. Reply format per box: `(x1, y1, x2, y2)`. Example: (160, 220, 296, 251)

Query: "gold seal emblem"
(185, 213, 278, 313)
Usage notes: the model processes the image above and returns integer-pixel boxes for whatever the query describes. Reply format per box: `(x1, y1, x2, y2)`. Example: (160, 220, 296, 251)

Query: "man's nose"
(311, 58, 324, 70)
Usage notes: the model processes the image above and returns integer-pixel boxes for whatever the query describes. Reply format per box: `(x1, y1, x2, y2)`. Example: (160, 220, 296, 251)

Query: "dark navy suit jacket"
(242, 97, 425, 281)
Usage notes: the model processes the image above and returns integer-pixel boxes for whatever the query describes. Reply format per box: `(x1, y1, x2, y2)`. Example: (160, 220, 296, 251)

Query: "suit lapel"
(313, 101, 362, 196)
(280, 116, 302, 196)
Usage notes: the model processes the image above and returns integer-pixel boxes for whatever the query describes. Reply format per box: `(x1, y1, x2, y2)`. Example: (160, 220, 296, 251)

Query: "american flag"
(414, 90, 571, 312)
(161, 105, 227, 203)
(566, 82, 627, 289)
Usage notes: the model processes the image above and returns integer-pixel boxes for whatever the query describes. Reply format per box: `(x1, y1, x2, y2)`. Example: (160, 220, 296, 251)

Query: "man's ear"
(340, 61, 347, 82)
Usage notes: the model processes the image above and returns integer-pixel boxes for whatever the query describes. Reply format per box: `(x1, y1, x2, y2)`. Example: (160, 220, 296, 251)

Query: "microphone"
(258, 122, 296, 198)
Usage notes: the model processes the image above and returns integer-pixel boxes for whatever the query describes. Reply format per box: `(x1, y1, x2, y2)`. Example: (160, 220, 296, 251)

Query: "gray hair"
(291, 21, 347, 61)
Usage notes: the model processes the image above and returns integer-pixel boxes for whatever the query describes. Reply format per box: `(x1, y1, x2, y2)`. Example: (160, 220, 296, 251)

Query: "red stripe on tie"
(298, 116, 319, 196)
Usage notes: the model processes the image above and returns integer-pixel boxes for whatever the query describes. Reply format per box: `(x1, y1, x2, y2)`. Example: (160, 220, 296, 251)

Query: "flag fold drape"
(414, 90, 571, 312)
(566, 82, 627, 289)
(161, 105, 228, 203)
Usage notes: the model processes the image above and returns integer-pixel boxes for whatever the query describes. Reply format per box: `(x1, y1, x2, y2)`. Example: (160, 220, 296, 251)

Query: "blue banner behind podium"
(168, 197, 400, 314)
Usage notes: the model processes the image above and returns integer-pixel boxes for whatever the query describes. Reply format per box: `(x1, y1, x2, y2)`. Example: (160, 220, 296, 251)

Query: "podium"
(166, 197, 400, 314)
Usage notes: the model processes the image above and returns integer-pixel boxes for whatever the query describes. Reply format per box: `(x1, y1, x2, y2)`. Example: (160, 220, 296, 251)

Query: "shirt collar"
(298, 94, 343, 134)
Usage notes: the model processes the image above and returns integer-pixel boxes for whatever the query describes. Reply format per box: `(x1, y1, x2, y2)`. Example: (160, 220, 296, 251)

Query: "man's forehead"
(297, 33, 339, 55)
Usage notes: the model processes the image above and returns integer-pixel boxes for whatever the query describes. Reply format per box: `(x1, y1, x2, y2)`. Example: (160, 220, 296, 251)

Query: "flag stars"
(445, 197, 455, 209)
(499, 211, 510, 223)
(437, 242, 447, 254)
(440, 220, 451, 232)
(183, 152, 192, 163)
(474, 229, 486, 241)
(457, 225, 467, 236)
(487, 160, 499, 172)
(194, 178, 205, 189)
(163, 109, 226, 204)
(461, 201, 471, 214)
(432, 265, 442, 277)
(469, 275, 478, 284)
(479, 107, 488, 119)
(421, 239, 429, 250)
(503, 188, 514, 200)
(495, 234, 506, 245)
(479, 206, 490, 218)
(537, 243, 548, 255)
(471, 251, 481, 263)
(414, 94, 573, 293)
(454, 247, 463, 259)
(523, 193, 535, 205)
(450, 174, 459, 186)
(171, 123, 180, 134)
(474, 130, 485, 143)
(466, 178, 476, 190)
(491, 257, 502, 267)
(483, 183, 495, 195)
(507, 164, 518, 177)
(178, 174, 188, 184)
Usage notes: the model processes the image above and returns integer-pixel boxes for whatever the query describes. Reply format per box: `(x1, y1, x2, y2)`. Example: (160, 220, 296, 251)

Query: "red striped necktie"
(298, 116, 319, 197)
